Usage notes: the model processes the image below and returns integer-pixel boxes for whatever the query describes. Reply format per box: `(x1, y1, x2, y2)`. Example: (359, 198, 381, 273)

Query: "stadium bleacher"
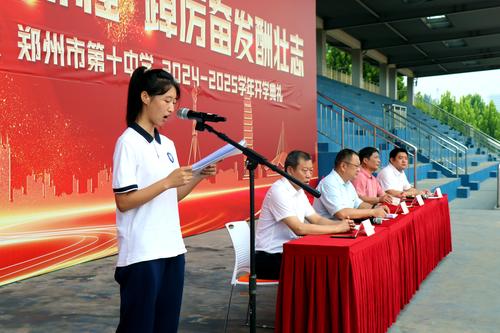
(316, 75, 498, 201)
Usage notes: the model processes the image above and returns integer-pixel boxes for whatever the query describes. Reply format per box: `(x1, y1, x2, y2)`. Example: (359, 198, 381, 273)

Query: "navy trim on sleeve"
(113, 184, 138, 193)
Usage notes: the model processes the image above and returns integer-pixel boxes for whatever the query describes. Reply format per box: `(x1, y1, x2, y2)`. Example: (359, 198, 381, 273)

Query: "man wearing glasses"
(313, 149, 389, 220)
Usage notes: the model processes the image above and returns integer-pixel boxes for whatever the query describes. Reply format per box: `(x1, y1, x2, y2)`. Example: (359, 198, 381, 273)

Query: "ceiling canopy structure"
(316, 0, 500, 77)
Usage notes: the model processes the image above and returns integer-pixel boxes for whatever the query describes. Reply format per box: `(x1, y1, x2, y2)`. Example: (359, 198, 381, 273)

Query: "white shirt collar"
(281, 177, 303, 196)
(388, 162, 405, 175)
(332, 170, 349, 185)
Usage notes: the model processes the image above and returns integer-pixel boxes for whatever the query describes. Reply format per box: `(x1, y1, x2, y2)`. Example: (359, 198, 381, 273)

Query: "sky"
(414, 69, 500, 108)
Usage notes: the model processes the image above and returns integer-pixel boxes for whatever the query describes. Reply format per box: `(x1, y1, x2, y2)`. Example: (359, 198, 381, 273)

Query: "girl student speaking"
(112, 66, 215, 333)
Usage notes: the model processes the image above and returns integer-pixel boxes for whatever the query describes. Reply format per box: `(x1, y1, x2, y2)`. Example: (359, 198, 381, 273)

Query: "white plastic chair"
(224, 221, 279, 333)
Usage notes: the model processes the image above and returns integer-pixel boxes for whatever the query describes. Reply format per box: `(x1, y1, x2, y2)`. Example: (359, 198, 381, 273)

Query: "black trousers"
(255, 251, 282, 280)
(115, 255, 185, 333)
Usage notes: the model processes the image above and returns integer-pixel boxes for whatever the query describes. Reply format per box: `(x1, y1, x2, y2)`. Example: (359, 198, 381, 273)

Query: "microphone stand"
(194, 120, 320, 333)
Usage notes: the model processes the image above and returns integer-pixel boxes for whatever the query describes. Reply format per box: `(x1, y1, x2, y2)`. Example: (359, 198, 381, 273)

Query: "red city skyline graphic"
(0, 134, 112, 207)
(0, 93, 286, 208)
(0, 94, 286, 286)
(0, 0, 316, 286)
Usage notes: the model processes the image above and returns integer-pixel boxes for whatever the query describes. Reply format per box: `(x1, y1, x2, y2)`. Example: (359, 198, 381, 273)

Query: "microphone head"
(177, 108, 190, 119)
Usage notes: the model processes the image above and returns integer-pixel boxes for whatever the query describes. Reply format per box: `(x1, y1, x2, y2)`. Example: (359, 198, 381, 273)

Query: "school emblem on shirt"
(167, 152, 175, 163)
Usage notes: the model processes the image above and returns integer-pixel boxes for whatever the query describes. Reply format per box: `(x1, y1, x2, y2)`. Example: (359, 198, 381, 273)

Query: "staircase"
(406, 99, 500, 161)
(382, 103, 468, 177)
(317, 75, 500, 201)
(317, 92, 418, 185)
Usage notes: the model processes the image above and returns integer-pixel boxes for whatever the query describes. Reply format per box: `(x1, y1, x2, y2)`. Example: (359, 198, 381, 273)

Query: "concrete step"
(417, 161, 498, 201)
(456, 186, 470, 198)
(449, 177, 499, 210)
(427, 170, 441, 179)
(460, 162, 499, 186)
(317, 142, 329, 152)
(468, 181, 480, 191)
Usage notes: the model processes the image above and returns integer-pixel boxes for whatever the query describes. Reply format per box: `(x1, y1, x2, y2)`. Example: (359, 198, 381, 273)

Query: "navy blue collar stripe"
(129, 123, 161, 144)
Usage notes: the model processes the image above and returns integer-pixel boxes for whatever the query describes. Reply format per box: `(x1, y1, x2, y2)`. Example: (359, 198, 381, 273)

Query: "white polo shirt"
(112, 123, 186, 267)
(312, 170, 363, 219)
(255, 178, 315, 254)
(376, 162, 412, 192)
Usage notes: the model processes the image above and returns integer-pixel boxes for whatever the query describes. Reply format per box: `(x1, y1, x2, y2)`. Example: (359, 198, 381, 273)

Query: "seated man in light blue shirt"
(313, 149, 389, 220)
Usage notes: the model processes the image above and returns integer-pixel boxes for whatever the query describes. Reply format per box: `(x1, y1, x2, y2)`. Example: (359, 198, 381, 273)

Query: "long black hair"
(126, 66, 181, 126)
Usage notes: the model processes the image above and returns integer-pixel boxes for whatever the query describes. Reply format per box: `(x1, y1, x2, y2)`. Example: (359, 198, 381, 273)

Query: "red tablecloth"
(276, 196, 452, 333)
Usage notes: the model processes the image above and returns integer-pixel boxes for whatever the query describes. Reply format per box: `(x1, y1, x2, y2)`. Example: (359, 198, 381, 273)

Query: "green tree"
(326, 44, 351, 73)
(364, 61, 379, 84)
(325, 44, 408, 101)
(484, 101, 500, 138)
(438, 91, 456, 123)
(397, 75, 407, 102)
(439, 91, 455, 113)
(417, 91, 500, 140)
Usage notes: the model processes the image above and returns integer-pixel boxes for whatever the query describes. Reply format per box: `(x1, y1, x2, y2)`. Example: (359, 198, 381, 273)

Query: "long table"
(275, 196, 452, 333)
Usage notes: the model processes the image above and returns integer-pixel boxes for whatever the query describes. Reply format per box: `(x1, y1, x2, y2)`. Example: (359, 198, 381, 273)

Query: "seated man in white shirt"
(313, 148, 389, 220)
(255, 150, 355, 279)
(377, 147, 430, 198)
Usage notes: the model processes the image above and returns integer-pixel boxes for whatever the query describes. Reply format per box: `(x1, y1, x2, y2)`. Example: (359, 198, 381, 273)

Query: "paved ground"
(0, 178, 498, 333)
(388, 177, 500, 333)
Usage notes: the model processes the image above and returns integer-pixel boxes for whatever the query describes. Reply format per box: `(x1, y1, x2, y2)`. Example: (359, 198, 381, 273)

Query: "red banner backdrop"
(0, 0, 316, 286)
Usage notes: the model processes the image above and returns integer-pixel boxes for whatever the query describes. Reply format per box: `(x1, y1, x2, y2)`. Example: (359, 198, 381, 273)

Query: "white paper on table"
(435, 187, 443, 198)
(361, 219, 375, 237)
(391, 197, 401, 206)
(386, 213, 398, 219)
(192, 139, 246, 173)
(400, 201, 410, 214)
(416, 194, 425, 206)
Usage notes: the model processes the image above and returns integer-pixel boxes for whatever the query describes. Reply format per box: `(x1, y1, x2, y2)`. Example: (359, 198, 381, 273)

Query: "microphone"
(177, 108, 226, 122)
(371, 217, 384, 225)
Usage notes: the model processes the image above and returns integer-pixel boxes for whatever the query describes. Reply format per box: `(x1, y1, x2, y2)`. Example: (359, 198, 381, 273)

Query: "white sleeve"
(317, 178, 344, 215)
(353, 193, 363, 208)
(304, 194, 316, 218)
(268, 188, 297, 222)
(112, 138, 138, 193)
(402, 173, 412, 190)
(377, 169, 392, 191)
